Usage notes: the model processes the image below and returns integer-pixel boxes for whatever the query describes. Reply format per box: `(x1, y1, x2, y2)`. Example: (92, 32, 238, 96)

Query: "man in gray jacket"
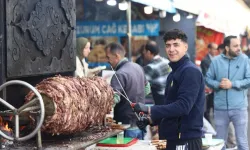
(206, 36, 250, 150)
(105, 42, 149, 139)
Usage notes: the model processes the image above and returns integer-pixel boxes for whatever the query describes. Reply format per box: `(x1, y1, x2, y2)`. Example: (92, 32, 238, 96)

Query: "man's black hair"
(145, 40, 159, 56)
(223, 35, 237, 54)
(163, 29, 188, 43)
(218, 44, 224, 50)
(223, 36, 237, 47)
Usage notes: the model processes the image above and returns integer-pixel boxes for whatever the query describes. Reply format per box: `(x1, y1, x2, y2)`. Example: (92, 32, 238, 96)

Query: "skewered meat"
(25, 76, 114, 134)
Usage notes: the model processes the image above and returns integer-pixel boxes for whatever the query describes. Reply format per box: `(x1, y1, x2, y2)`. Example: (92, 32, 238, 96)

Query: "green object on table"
(202, 138, 224, 146)
(98, 137, 134, 144)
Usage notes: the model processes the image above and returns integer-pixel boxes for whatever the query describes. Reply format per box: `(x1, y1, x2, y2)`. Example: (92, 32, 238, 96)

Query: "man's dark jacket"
(150, 55, 205, 140)
(200, 54, 212, 76)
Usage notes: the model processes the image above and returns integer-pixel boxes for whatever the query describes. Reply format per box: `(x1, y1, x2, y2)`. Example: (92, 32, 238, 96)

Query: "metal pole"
(126, 0, 132, 61)
(15, 114, 19, 139)
(36, 115, 42, 149)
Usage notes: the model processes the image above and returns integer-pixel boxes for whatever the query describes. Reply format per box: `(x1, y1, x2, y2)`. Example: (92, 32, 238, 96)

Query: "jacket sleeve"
(144, 65, 153, 82)
(150, 68, 203, 121)
(232, 59, 250, 90)
(205, 61, 220, 90)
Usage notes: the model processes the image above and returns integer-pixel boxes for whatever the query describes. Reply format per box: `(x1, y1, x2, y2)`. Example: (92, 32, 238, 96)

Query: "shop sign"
(76, 20, 160, 37)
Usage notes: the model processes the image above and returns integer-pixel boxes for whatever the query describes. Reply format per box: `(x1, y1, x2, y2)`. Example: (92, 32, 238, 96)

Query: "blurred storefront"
(173, 0, 250, 64)
(76, 0, 250, 65)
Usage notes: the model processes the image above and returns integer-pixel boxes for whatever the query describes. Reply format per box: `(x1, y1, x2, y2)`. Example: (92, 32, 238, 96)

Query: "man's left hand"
(220, 78, 232, 89)
(134, 102, 149, 114)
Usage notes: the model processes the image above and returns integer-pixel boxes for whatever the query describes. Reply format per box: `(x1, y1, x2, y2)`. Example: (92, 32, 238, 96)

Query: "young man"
(134, 29, 205, 150)
(105, 42, 149, 139)
(143, 40, 171, 105)
(206, 36, 250, 150)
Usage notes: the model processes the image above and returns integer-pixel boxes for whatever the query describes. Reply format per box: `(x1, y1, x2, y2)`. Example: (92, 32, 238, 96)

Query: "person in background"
(75, 37, 106, 77)
(200, 43, 218, 76)
(218, 44, 224, 54)
(206, 36, 250, 150)
(217, 43, 237, 149)
(135, 44, 145, 67)
(134, 29, 205, 150)
(95, 38, 107, 46)
(244, 44, 250, 58)
(200, 43, 218, 123)
(142, 40, 171, 105)
(105, 42, 150, 139)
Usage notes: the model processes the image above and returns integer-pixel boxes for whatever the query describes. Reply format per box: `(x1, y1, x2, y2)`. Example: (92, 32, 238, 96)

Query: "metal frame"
(0, 0, 6, 99)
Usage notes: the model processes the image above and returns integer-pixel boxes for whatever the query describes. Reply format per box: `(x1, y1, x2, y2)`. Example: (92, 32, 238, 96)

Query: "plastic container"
(204, 133, 213, 144)
(116, 122, 124, 144)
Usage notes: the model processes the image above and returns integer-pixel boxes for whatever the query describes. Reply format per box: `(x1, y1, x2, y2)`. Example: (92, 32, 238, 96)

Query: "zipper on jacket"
(226, 60, 230, 111)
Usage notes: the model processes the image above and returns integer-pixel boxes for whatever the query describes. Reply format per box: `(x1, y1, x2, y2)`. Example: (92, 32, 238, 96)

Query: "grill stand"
(36, 115, 42, 150)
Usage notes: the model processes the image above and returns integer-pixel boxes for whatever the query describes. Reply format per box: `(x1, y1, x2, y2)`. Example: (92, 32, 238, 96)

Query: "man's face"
(106, 48, 120, 68)
(226, 38, 241, 57)
(209, 44, 218, 57)
(165, 39, 188, 62)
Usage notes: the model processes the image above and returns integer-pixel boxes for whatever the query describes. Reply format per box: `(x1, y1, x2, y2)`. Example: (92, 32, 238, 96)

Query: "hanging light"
(107, 0, 117, 6)
(144, 6, 153, 14)
(186, 13, 193, 19)
(159, 10, 166, 18)
(95, 0, 103, 1)
(173, 13, 181, 22)
(119, 0, 128, 11)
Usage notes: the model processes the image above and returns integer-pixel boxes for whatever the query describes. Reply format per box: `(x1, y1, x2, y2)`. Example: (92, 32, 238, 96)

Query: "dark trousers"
(166, 138, 202, 150)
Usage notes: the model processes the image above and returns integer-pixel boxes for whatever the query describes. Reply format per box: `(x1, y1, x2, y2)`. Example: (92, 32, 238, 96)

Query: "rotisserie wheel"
(25, 76, 114, 134)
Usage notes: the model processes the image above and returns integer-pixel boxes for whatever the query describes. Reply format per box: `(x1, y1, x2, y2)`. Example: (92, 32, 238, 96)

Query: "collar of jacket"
(169, 55, 189, 71)
(221, 52, 242, 60)
(115, 57, 128, 70)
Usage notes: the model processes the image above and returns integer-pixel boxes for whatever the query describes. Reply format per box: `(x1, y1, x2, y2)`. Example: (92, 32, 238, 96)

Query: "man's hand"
(220, 78, 232, 89)
(134, 102, 149, 114)
(136, 117, 150, 132)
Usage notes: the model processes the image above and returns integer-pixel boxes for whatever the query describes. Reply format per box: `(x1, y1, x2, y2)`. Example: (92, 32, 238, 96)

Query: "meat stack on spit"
(25, 76, 114, 135)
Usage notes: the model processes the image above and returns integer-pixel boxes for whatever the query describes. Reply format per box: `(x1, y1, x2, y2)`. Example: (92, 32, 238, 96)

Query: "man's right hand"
(220, 78, 232, 89)
(134, 102, 149, 114)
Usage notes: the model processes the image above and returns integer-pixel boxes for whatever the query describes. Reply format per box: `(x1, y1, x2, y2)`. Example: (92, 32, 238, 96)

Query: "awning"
(173, 0, 250, 35)
(131, 0, 176, 13)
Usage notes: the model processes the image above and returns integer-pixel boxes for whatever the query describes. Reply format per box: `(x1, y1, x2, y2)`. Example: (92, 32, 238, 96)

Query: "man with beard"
(206, 36, 250, 150)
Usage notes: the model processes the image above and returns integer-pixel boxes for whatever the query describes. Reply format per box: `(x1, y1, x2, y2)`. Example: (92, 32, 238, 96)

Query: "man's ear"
(225, 46, 229, 51)
(185, 43, 188, 52)
(115, 52, 120, 59)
